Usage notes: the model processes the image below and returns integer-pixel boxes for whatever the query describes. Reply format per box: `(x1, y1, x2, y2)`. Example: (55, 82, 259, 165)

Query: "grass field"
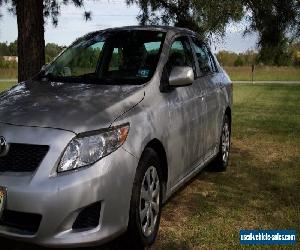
(0, 84, 299, 249)
(0, 66, 300, 82)
(0, 68, 17, 79)
(224, 66, 300, 81)
(153, 84, 300, 249)
(0, 82, 15, 91)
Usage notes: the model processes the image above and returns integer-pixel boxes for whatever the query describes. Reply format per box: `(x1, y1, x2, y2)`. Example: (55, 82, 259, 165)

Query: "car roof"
(100, 25, 197, 36)
(72, 25, 199, 48)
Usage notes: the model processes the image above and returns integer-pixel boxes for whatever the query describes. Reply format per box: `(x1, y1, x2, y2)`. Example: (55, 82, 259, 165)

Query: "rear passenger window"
(191, 38, 217, 76)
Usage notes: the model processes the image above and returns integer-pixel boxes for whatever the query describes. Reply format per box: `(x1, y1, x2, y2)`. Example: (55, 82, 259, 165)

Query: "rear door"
(190, 37, 221, 157)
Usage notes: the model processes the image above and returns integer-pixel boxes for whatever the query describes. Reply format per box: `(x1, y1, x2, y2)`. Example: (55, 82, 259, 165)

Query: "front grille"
(0, 143, 49, 172)
(0, 210, 42, 234)
(72, 202, 101, 230)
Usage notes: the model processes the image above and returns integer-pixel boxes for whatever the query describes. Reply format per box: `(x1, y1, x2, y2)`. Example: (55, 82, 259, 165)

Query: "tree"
(0, 42, 10, 56)
(128, 0, 299, 66)
(16, 0, 45, 82)
(0, 40, 17, 56)
(216, 51, 239, 66)
(244, 0, 300, 65)
(8, 39, 17, 55)
(288, 41, 300, 66)
(45, 43, 65, 63)
(0, 0, 91, 82)
(126, 0, 244, 38)
(234, 56, 244, 67)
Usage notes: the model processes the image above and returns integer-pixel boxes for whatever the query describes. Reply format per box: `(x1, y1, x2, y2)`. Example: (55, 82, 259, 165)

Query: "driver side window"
(160, 36, 195, 91)
(167, 37, 194, 72)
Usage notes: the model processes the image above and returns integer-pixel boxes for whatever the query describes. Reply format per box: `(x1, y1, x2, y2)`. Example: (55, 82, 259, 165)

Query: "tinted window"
(167, 37, 195, 72)
(44, 30, 166, 85)
(191, 38, 217, 76)
(106, 40, 163, 78)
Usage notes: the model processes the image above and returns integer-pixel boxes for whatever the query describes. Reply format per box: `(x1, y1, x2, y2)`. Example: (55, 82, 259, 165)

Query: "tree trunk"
(16, 0, 45, 82)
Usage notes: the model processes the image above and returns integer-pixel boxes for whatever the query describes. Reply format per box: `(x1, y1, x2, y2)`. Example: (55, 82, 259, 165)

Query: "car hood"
(0, 80, 145, 134)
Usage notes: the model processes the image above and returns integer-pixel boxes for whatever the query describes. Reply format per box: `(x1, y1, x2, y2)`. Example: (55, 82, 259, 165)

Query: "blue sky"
(0, 0, 258, 53)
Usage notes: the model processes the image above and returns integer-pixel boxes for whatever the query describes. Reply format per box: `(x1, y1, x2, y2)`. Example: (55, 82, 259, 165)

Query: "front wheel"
(127, 148, 163, 249)
(213, 114, 231, 171)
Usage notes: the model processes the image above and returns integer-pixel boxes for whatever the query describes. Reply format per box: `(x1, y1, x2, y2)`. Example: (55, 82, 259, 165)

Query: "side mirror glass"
(169, 66, 194, 87)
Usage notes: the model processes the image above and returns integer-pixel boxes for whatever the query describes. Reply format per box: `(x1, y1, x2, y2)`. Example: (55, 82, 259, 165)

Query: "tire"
(127, 148, 163, 249)
(213, 114, 231, 172)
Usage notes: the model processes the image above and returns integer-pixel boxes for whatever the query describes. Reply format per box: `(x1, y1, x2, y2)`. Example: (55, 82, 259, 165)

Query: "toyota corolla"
(0, 26, 232, 248)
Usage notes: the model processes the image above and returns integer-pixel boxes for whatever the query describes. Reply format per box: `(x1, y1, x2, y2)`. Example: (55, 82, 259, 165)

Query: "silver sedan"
(0, 26, 232, 248)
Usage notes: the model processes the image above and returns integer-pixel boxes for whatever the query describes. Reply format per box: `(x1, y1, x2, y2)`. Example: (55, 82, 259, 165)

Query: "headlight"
(58, 124, 130, 173)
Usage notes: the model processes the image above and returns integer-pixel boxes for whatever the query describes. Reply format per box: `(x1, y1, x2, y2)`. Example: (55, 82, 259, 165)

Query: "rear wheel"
(213, 114, 231, 171)
(127, 148, 163, 249)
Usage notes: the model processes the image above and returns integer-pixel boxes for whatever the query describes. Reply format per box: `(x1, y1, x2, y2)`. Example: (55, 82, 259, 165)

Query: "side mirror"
(169, 66, 194, 87)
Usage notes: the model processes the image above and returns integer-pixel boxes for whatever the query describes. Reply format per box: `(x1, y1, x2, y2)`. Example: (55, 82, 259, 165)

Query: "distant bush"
(234, 57, 244, 67)
(45, 43, 65, 63)
(217, 42, 300, 67)
(0, 41, 65, 66)
(0, 58, 18, 69)
(217, 50, 258, 67)
(224, 65, 300, 81)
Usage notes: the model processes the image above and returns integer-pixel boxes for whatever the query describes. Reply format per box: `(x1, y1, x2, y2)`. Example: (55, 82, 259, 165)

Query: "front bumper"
(0, 124, 138, 247)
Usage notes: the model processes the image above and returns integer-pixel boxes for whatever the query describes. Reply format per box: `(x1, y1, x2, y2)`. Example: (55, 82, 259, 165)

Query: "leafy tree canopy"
(126, 0, 244, 38)
(0, 0, 91, 24)
(0, 40, 17, 56)
(0, 40, 65, 62)
(243, 0, 300, 65)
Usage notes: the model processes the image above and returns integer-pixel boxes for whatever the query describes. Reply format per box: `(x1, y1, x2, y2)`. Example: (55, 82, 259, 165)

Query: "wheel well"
(145, 139, 168, 197)
(225, 107, 232, 130)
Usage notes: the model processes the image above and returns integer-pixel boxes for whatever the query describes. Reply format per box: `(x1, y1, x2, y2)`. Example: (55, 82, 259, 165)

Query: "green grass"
(153, 84, 300, 249)
(0, 82, 16, 91)
(0, 66, 300, 81)
(224, 66, 300, 81)
(0, 68, 18, 79)
(0, 84, 299, 249)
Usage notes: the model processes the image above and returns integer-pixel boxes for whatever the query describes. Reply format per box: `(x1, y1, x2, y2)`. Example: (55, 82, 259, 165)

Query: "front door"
(164, 36, 203, 185)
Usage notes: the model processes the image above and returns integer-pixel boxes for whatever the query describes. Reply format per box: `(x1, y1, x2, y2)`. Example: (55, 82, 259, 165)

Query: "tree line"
(217, 42, 300, 67)
(1, 40, 299, 70)
(0, 41, 65, 68)
(0, 0, 299, 81)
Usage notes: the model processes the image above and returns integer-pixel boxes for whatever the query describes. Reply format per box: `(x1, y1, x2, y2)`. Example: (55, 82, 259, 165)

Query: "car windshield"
(42, 30, 166, 85)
